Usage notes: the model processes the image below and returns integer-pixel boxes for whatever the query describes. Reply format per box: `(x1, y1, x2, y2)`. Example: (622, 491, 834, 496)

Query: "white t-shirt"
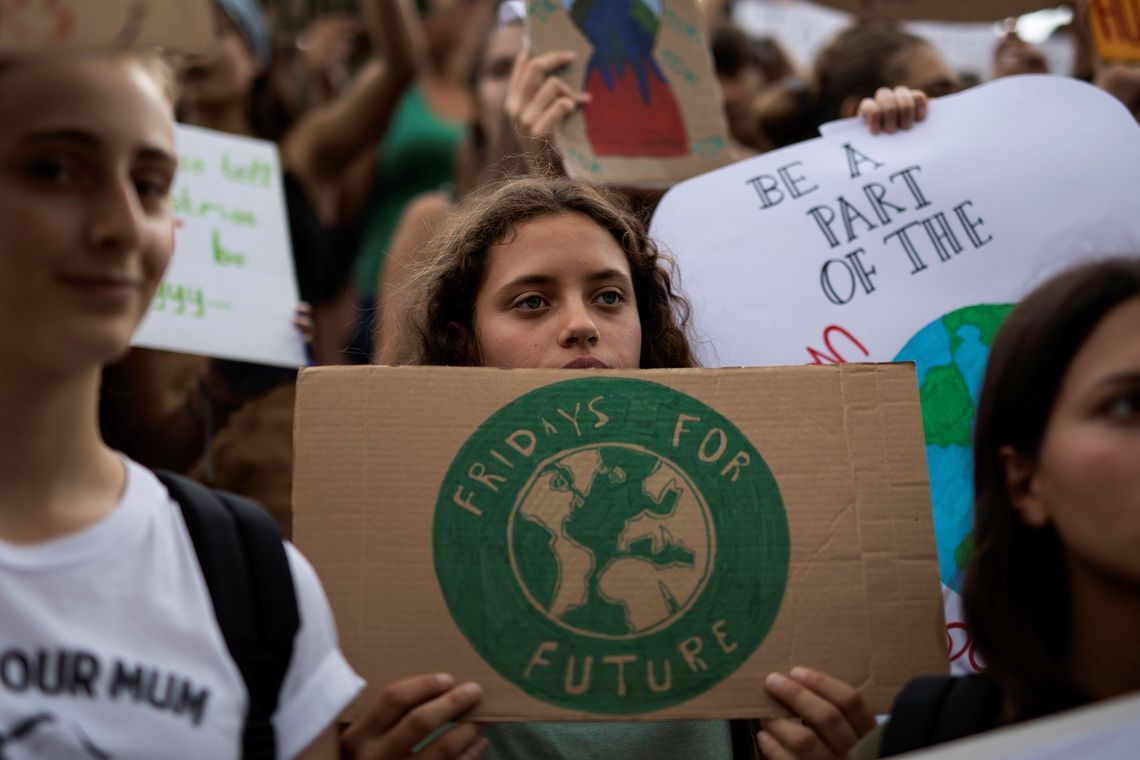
(0, 458, 364, 759)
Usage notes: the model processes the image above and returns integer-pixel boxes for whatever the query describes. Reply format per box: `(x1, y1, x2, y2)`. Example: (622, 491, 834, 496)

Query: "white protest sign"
(734, 2, 1074, 82)
(0, 0, 216, 53)
(649, 75, 1140, 672)
(803, 0, 1057, 22)
(132, 124, 307, 368)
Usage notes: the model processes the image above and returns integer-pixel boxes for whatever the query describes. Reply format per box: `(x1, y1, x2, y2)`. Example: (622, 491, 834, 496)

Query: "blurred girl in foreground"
(0, 51, 360, 758)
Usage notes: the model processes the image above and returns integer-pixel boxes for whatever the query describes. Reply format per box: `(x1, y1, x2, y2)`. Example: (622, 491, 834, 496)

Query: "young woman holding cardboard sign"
(342, 177, 878, 760)
(0, 51, 361, 758)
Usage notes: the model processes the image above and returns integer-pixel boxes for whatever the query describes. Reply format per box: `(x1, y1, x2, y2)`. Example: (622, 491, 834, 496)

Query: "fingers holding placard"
(504, 47, 590, 167)
(858, 87, 928, 135)
(341, 673, 485, 760)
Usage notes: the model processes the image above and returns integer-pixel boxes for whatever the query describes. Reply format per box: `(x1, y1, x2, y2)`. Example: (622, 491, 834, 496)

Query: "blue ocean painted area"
(905, 326, 952, 387)
(926, 443, 974, 591)
(953, 325, 989, 408)
(563, 0, 662, 14)
(894, 305, 1012, 594)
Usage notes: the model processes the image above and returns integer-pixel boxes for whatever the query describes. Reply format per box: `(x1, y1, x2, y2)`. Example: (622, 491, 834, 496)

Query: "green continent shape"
(919, 364, 974, 448)
(942, 303, 1014, 354)
(559, 448, 687, 634)
(631, 0, 659, 36)
(514, 515, 562, 611)
(954, 533, 975, 569)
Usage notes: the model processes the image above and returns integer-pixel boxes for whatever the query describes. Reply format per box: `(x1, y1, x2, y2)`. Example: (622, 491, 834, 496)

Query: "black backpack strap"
(880, 674, 1001, 756)
(156, 471, 300, 760)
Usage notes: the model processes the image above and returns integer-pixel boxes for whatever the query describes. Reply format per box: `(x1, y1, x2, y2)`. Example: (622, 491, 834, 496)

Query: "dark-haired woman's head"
(462, 7, 526, 189)
(964, 257, 1140, 719)
(175, 1, 297, 141)
(755, 22, 957, 149)
(711, 22, 794, 148)
(411, 177, 697, 370)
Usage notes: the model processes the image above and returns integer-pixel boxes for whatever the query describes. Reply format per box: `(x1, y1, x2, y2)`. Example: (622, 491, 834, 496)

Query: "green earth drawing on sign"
(893, 304, 1013, 592)
(434, 377, 789, 714)
(510, 444, 713, 640)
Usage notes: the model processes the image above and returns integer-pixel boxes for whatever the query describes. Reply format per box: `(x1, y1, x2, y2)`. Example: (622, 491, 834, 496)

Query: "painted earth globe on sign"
(509, 444, 714, 640)
(893, 304, 1013, 593)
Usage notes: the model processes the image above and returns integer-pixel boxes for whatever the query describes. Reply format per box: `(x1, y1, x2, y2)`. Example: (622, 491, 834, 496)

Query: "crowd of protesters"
(1, 0, 1138, 758)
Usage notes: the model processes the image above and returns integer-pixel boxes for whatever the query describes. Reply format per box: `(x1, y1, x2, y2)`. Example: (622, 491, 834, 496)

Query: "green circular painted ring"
(434, 377, 789, 714)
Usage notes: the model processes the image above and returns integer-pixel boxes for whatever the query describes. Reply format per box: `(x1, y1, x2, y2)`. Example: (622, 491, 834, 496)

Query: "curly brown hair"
(406, 177, 697, 369)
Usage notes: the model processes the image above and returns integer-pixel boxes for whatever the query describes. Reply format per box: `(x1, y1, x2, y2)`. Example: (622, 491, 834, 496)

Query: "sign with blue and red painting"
(527, 0, 732, 185)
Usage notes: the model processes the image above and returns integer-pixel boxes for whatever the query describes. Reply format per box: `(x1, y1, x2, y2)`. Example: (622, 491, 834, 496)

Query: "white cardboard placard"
(132, 124, 307, 368)
(649, 75, 1140, 672)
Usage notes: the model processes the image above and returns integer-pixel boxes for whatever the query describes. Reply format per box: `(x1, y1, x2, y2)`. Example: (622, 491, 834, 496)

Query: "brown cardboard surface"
(293, 364, 946, 720)
(804, 0, 1057, 21)
(525, 0, 732, 187)
(0, 0, 216, 54)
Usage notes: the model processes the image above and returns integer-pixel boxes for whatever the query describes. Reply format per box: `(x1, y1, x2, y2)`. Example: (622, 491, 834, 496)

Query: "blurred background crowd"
(101, 0, 1139, 537)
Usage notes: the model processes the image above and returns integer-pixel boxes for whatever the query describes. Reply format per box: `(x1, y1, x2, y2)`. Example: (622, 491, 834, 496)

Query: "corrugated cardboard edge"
(293, 363, 946, 721)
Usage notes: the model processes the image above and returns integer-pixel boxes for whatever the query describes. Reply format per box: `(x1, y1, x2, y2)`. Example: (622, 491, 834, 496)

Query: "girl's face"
(894, 42, 959, 99)
(471, 212, 642, 370)
(476, 24, 525, 155)
(0, 56, 176, 374)
(1016, 297, 1140, 587)
(177, 15, 260, 111)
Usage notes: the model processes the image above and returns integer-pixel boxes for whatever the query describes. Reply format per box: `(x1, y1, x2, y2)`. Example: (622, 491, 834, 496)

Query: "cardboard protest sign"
(132, 125, 308, 368)
(902, 692, 1140, 759)
(525, 0, 732, 186)
(1088, 0, 1140, 63)
(803, 0, 1057, 22)
(293, 364, 945, 720)
(0, 0, 216, 53)
(649, 75, 1140, 674)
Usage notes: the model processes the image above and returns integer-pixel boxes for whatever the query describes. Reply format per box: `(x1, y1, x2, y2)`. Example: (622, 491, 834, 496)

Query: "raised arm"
(282, 0, 422, 187)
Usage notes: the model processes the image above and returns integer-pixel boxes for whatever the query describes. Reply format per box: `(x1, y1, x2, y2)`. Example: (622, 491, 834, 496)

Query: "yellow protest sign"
(1089, 0, 1140, 62)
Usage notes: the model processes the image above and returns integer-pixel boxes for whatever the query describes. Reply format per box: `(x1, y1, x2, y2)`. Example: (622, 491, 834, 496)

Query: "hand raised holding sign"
(856, 86, 929, 135)
(341, 673, 485, 760)
(504, 47, 592, 173)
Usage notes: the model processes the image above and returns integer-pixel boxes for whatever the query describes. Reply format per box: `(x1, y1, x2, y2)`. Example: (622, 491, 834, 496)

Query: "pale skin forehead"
(0, 55, 174, 154)
(1055, 297, 1140, 403)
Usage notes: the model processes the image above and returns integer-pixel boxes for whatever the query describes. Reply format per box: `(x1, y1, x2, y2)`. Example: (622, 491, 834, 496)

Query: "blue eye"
(597, 290, 623, 306)
(516, 295, 546, 311)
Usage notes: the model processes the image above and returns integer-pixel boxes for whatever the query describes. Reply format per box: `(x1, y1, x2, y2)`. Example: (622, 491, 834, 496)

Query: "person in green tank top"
(346, 0, 498, 361)
(351, 85, 466, 301)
